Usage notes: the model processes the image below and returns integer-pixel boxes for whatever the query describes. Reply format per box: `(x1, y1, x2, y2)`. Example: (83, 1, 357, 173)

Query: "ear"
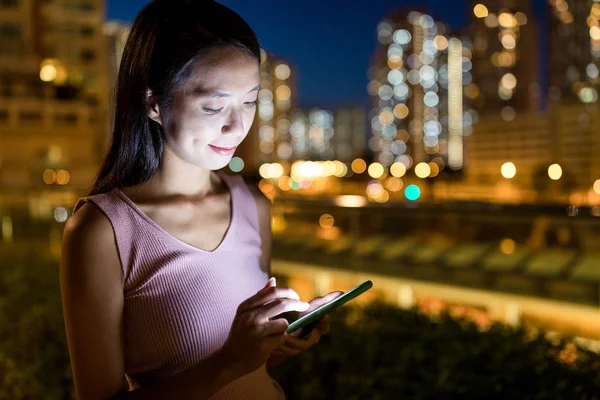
(146, 89, 162, 126)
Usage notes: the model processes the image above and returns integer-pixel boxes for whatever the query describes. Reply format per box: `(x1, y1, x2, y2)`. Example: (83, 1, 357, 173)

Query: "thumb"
(263, 277, 276, 289)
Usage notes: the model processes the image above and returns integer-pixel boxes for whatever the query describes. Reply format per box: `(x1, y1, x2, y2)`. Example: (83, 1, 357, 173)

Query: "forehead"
(184, 47, 259, 93)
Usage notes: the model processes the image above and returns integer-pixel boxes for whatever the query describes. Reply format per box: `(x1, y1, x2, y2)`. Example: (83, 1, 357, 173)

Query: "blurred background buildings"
(1, 0, 600, 364)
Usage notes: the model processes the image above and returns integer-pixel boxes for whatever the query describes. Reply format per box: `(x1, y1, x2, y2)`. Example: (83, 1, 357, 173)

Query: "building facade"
(0, 0, 108, 212)
(235, 50, 296, 173)
(468, 0, 540, 116)
(547, 0, 600, 104)
(370, 10, 472, 174)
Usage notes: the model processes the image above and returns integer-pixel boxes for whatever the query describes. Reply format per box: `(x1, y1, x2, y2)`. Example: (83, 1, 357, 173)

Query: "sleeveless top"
(73, 171, 285, 400)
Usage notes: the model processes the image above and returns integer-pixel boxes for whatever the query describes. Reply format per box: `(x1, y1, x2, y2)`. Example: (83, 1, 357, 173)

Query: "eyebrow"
(191, 84, 260, 98)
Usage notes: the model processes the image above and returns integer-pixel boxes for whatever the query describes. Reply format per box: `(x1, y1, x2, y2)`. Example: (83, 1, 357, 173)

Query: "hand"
(220, 278, 310, 376)
(267, 290, 343, 368)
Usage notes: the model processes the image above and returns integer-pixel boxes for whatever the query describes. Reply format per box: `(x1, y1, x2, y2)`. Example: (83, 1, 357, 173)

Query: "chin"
(196, 156, 231, 171)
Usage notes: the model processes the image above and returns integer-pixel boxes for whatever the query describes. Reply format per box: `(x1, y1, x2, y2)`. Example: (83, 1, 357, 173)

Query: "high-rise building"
(332, 106, 367, 163)
(104, 21, 130, 146)
(370, 10, 472, 173)
(468, 0, 540, 115)
(547, 0, 600, 104)
(288, 106, 367, 162)
(236, 50, 296, 172)
(289, 107, 333, 161)
(0, 0, 108, 207)
(465, 103, 600, 192)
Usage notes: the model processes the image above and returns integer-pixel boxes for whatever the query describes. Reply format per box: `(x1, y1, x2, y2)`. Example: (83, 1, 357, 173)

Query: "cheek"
(244, 111, 256, 134)
(167, 117, 216, 146)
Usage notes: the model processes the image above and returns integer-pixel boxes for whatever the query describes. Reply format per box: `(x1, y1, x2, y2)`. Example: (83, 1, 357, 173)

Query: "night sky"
(107, 0, 547, 109)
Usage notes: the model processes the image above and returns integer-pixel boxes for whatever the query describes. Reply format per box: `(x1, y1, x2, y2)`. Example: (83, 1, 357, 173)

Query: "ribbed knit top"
(72, 171, 285, 399)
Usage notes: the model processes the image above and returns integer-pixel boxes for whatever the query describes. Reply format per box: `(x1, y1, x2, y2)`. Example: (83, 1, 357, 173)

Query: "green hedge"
(1, 252, 599, 399)
(272, 304, 600, 399)
(0, 253, 72, 400)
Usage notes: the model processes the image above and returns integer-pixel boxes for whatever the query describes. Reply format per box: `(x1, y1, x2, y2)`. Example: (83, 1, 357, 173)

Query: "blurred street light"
(501, 162, 516, 179)
(548, 164, 563, 180)
(473, 4, 489, 18)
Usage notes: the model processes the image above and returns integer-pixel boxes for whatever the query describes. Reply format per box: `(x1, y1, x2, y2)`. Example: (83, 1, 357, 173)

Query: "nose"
(222, 107, 244, 138)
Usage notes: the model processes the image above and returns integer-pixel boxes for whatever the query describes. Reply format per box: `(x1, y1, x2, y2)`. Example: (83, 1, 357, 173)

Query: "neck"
(138, 146, 220, 199)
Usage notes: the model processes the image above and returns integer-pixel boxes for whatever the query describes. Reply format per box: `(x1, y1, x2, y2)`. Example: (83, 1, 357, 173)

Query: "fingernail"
(271, 277, 277, 286)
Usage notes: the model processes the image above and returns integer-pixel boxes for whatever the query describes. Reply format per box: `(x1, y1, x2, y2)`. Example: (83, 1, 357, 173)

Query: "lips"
(209, 144, 237, 156)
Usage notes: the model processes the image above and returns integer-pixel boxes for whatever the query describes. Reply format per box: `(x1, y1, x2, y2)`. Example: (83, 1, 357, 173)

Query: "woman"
(60, 1, 340, 398)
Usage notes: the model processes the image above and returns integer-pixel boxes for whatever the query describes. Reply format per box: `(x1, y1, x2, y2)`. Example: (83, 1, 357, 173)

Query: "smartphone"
(286, 280, 373, 335)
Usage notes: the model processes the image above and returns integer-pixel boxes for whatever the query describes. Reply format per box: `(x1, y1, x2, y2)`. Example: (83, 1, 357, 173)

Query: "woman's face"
(156, 47, 260, 170)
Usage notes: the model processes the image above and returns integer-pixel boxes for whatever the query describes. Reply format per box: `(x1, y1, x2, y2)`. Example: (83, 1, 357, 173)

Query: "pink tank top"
(73, 171, 285, 399)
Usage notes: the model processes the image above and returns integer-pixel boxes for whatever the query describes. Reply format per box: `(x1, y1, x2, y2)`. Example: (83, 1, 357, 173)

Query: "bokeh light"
(473, 4, 489, 18)
(259, 163, 284, 179)
(385, 177, 403, 192)
(390, 162, 407, 177)
(54, 207, 68, 223)
(43, 169, 56, 184)
(428, 162, 440, 177)
(501, 106, 516, 121)
(56, 169, 70, 185)
(367, 180, 385, 197)
(594, 179, 600, 195)
(434, 35, 448, 50)
(352, 158, 367, 174)
(393, 104, 409, 119)
(500, 238, 516, 255)
(275, 85, 291, 101)
(415, 162, 431, 178)
(498, 12, 516, 28)
(274, 63, 291, 80)
(278, 177, 291, 191)
(335, 195, 367, 208)
(501, 162, 516, 179)
(258, 179, 276, 199)
(405, 184, 421, 201)
(40, 64, 57, 82)
(548, 164, 563, 180)
(228, 157, 244, 173)
(578, 87, 598, 103)
(501, 73, 517, 90)
(379, 109, 395, 125)
(319, 214, 334, 229)
(368, 162, 385, 179)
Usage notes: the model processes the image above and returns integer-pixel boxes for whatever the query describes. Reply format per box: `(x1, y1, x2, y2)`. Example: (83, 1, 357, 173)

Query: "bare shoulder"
(61, 201, 122, 284)
(64, 201, 113, 241)
(61, 201, 126, 399)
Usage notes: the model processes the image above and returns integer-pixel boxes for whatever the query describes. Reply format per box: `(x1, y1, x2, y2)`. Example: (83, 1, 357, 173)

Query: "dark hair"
(89, 0, 260, 195)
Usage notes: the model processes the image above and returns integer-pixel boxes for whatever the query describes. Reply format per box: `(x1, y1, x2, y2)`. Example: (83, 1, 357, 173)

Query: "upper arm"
(60, 203, 126, 400)
(247, 182, 272, 275)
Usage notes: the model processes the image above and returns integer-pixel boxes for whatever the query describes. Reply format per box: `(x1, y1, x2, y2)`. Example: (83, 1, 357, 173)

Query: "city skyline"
(107, 0, 516, 108)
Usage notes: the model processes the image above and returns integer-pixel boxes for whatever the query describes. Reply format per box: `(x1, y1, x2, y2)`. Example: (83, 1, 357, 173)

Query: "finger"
(264, 332, 288, 350)
(262, 318, 289, 335)
(258, 298, 310, 319)
(239, 287, 301, 310)
(282, 335, 312, 351)
(299, 291, 344, 317)
(283, 331, 319, 351)
(309, 291, 344, 308)
(274, 345, 301, 357)
(316, 316, 330, 334)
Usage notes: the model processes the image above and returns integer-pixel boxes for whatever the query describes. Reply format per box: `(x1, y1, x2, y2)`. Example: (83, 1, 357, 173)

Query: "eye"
(202, 107, 223, 115)
(244, 100, 258, 108)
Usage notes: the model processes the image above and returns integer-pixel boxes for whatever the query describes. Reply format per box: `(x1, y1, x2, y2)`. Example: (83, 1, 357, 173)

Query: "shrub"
(1, 252, 599, 399)
(272, 303, 600, 400)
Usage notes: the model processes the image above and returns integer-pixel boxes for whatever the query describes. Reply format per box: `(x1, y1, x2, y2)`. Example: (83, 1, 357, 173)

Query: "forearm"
(109, 349, 243, 400)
